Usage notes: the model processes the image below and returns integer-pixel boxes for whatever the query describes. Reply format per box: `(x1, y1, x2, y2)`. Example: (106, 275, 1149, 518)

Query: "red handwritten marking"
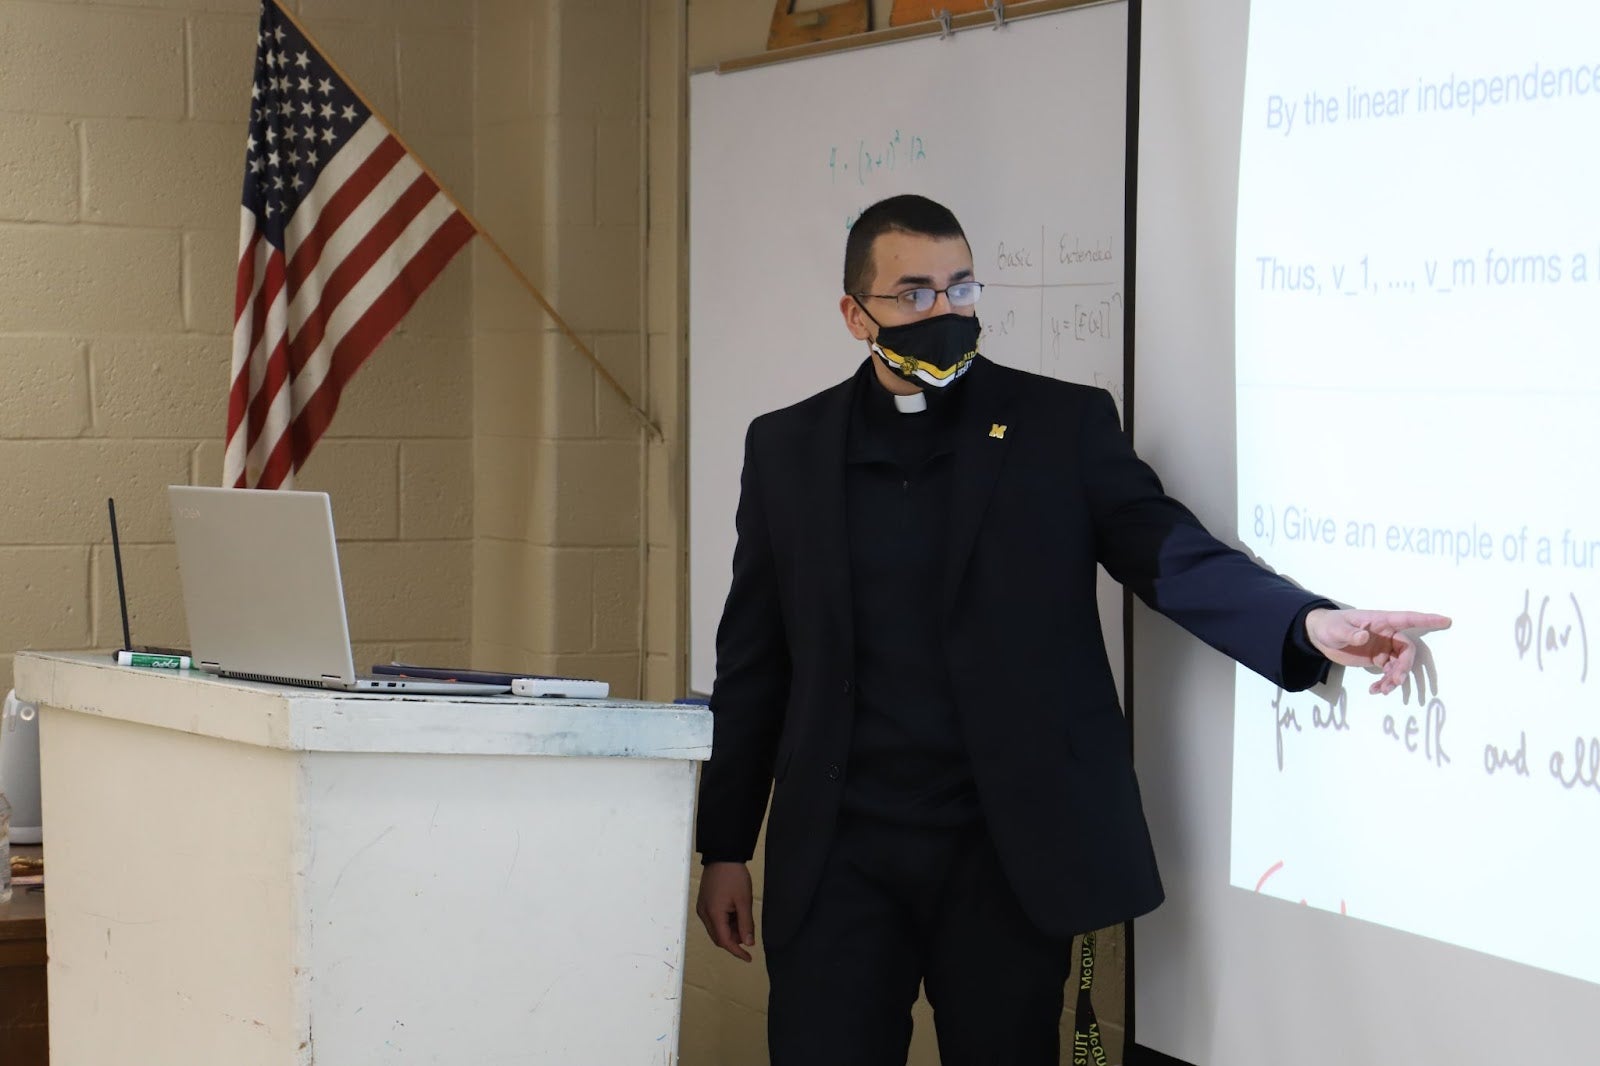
(1254, 860, 1353, 914)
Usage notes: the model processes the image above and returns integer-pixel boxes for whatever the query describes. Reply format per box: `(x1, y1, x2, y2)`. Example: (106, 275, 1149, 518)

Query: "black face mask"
(863, 310, 981, 390)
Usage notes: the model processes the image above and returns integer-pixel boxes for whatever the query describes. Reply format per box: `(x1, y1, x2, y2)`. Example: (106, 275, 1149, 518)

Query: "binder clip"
(934, 8, 953, 38)
(987, 0, 1007, 29)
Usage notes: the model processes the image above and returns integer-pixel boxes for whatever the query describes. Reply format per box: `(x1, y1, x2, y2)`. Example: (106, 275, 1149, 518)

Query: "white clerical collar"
(893, 391, 928, 414)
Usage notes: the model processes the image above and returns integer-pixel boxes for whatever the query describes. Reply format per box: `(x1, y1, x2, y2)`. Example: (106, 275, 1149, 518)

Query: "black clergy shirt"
(841, 358, 982, 827)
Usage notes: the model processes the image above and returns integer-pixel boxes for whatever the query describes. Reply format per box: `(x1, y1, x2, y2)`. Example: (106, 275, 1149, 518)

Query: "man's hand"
(696, 861, 756, 962)
(1305, 608, 1452, 696)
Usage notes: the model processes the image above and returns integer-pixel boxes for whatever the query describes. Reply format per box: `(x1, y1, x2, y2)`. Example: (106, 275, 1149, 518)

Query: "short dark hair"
(843, 194, 968, 294)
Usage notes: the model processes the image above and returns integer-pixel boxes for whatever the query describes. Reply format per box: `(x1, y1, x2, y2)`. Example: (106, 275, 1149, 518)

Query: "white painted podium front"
(14, 652, 713, 1065)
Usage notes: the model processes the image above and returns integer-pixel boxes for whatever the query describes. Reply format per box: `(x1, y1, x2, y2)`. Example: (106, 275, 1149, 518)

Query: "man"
(694, 194, 1448, 1064)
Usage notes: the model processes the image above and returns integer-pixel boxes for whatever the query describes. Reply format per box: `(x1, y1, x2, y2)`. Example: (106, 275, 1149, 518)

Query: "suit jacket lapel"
(805, 374, 856, 659)
(942, 357, 1013, 617)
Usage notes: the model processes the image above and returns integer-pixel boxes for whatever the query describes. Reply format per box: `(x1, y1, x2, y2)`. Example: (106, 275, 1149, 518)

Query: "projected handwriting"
(1272, 684, 1350, 771)
(1513, 589, 1589, 684)
(1382, 697, 1449, 769)
(1254, 859, 1349, 914)
(1549, 736, 1600, 797)
(1484, 730, 1530, 778)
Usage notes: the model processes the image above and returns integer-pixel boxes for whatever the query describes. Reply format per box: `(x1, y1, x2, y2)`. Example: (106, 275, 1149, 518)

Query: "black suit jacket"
(697, 356, 1327, 949)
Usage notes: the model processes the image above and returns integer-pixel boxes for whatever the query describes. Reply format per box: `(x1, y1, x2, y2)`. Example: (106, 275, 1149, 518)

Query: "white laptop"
(168, 486, 506, 696)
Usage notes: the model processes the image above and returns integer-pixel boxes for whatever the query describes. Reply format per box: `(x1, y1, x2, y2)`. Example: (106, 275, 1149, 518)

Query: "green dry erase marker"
(116, 650, 192, 669)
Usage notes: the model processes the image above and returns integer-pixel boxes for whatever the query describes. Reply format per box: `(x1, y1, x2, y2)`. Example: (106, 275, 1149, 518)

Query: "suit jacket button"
(826, 764, 841, 781)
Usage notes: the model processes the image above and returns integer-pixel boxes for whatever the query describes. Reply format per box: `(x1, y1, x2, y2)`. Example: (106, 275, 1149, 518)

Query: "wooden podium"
(14, 652, 712, 1065)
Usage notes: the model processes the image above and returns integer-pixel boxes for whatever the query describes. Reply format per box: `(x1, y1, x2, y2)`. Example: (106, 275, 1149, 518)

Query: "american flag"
(224, 0, 475, 489)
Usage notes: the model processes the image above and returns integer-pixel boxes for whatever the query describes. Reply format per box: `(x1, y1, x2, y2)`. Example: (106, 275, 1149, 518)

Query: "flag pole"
(271, 2, 664, 442)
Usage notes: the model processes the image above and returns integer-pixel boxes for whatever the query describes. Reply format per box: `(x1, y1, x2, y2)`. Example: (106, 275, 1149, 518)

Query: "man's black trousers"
(765, 813, 1079, 1065)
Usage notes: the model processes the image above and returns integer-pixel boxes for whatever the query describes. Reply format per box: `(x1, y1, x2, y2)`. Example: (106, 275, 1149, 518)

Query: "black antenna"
(109, 497, 133, 654)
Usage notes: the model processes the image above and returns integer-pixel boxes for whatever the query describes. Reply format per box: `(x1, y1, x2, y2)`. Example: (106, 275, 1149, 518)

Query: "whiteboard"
(689, 2, 1129, 694)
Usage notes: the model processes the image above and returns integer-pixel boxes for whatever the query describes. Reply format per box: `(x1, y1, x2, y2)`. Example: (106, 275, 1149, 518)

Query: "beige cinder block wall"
(470, 0, 682, 700)
(0, 0, 475, 699)
(672, 3, 1129, 1063)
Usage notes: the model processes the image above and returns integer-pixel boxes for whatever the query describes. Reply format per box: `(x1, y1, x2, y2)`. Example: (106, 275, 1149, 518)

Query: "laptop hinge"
(200, 660, 222, 673)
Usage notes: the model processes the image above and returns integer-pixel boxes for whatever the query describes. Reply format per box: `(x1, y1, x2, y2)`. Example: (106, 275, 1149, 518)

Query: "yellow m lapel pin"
(989, 423, 1008, 439)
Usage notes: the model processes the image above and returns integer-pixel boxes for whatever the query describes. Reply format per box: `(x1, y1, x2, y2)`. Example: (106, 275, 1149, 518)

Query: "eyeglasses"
(852, 281, 984, 314)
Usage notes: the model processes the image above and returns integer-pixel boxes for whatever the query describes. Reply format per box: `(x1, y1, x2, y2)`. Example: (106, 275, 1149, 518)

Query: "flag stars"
(245, 24, 360, 225)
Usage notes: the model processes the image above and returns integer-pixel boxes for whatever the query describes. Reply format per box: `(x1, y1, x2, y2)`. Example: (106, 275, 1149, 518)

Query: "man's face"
(840, 230, 977, 344)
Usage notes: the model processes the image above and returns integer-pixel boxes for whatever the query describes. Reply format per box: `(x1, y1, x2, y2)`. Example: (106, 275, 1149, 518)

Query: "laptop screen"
(168, 486, 358, 686)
